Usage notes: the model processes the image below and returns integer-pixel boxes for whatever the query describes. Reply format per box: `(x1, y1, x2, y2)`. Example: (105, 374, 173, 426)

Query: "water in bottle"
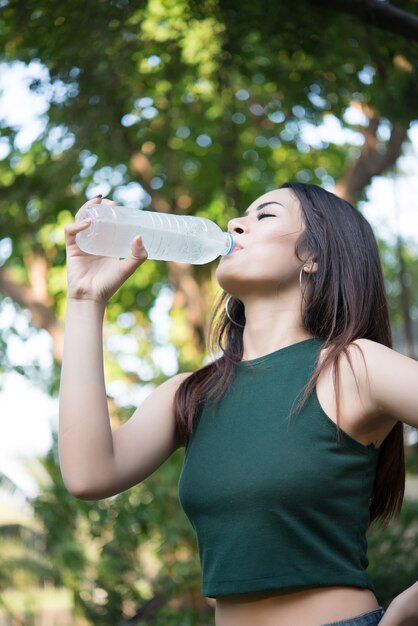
(75, 204, 234, 264)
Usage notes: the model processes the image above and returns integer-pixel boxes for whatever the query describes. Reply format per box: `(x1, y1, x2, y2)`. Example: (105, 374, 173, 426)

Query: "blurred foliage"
(379, 238, 418, 329)
(0, 471, 56, 621)
(31, 436, 212, 625)
(368, 498, 418, 607)
(0, 0, 418, 623)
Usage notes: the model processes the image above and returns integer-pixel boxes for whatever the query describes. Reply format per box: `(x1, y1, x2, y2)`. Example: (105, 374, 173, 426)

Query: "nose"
(227, 215, 247, 234)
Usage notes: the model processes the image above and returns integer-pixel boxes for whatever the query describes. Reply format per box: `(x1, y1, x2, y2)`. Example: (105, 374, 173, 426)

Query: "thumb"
(118, 235, 148, 279)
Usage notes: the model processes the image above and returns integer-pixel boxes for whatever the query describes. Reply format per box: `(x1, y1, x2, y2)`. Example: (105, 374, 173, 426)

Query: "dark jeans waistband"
(321, 607, 385, 626)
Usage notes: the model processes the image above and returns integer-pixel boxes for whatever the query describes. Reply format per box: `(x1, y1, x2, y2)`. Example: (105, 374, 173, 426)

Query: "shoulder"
(162, 370, 194, 393)
(137, 371, 195, 412)
(347, 338, 412, 382)
(170, 370, 194, 384)
(341, 339, 418, 428)
(320, 338, 394, 377)
(350, 337, 391, 359)
(316, 339, 403, 446)
(317, 339, 376, 422)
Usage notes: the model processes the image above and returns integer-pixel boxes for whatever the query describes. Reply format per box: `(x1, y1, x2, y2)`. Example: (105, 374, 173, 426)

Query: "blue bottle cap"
(225, 232, 234, 255)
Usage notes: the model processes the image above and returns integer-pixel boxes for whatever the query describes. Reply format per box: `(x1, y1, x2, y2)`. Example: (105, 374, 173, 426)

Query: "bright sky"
(0, 61, 417, 496)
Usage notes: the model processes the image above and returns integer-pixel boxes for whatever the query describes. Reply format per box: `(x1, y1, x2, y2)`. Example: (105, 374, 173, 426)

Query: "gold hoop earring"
(299, 265, 312, 304)
(225, 295, 245, 328)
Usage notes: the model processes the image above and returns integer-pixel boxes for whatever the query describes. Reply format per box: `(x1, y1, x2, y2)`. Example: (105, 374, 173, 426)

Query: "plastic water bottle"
(75, 204, 234, 264)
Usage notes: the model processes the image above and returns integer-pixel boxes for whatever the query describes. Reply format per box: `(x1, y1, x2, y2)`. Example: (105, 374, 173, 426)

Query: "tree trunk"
(335, 105, 414, 360)
(396, 236, 415, 359)
(0, 261, 64, 363)
(129, 145, 208, 359)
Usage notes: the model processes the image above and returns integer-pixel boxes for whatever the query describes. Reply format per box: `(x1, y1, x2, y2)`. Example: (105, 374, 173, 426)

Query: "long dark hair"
(174, 182, 405, 527)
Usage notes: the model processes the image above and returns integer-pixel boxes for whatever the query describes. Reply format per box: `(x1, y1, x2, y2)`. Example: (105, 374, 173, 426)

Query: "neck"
(240, 291, 312, 361)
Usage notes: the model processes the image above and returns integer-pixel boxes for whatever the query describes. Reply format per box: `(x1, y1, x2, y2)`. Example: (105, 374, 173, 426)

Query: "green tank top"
(178, 338, 380, 598)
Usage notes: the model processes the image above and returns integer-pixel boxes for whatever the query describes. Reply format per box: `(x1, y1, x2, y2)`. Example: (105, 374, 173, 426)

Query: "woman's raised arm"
(59, 196, 191, 500)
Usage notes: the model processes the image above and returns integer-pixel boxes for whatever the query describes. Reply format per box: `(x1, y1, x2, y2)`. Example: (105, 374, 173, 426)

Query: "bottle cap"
(224, 233, 234, 256)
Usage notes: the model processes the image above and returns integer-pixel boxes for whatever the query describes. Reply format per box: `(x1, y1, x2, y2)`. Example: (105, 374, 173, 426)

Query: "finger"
(64, 218, 92, 242)
(79, 194, 103, 209)
(119, 235, 148, 277)
(79, 195, 118, 212)
(129, 235, 148, 261)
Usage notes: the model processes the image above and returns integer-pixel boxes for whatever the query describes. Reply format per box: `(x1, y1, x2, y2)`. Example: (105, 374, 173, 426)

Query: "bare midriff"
(215, 586, 380, 626)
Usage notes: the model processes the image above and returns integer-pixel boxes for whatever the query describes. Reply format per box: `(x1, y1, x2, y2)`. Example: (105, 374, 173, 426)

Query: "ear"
(303, 258, 318, 274)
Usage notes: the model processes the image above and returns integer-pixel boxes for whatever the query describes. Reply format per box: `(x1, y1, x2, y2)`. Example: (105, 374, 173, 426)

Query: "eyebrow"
(243, 201, 284, 217)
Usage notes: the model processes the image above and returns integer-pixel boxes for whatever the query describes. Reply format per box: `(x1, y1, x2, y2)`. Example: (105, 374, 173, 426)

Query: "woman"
(60, 183, 418, 626)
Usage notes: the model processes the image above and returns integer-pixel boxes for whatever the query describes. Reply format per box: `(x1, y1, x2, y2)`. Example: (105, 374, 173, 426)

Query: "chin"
(215, 264, 235, 292)
(215, 266, 247, 298)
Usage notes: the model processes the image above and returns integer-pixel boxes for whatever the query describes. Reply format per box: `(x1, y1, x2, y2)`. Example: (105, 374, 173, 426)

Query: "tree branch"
(335, 106, 408, 203)
(316, 0, 418, 41)
(0, 265, 64, 362)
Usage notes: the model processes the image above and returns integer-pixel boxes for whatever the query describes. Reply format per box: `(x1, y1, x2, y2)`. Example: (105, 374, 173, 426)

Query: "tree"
(0, 0, 417, 375)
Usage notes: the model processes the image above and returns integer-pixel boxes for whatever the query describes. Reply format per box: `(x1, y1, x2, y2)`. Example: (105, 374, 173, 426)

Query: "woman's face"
(216, 188, 306, 298)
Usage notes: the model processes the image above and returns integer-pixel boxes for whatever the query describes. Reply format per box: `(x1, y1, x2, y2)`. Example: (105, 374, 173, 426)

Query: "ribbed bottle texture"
(75, 205, 234, 264)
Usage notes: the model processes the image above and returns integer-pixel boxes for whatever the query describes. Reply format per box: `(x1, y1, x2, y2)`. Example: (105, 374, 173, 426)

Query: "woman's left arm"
(356, 340, 418, 625)
(379, 580, 418, 626)
(356, 338, 418, 429)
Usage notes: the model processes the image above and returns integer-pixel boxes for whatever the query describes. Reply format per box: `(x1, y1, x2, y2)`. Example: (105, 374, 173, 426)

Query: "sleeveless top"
(178, 338, 380, 598)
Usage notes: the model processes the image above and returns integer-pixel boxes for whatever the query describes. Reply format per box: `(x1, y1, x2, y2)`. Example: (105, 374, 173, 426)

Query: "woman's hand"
(64, 195, 148, 304)
(379, 581, 418, 626)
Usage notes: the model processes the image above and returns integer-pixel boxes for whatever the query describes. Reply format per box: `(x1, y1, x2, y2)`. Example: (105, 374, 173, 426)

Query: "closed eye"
(257, 212, 276, 220)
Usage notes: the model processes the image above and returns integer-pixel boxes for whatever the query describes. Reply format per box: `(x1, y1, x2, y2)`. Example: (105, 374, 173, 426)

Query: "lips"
(232, 243, 244, 252)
